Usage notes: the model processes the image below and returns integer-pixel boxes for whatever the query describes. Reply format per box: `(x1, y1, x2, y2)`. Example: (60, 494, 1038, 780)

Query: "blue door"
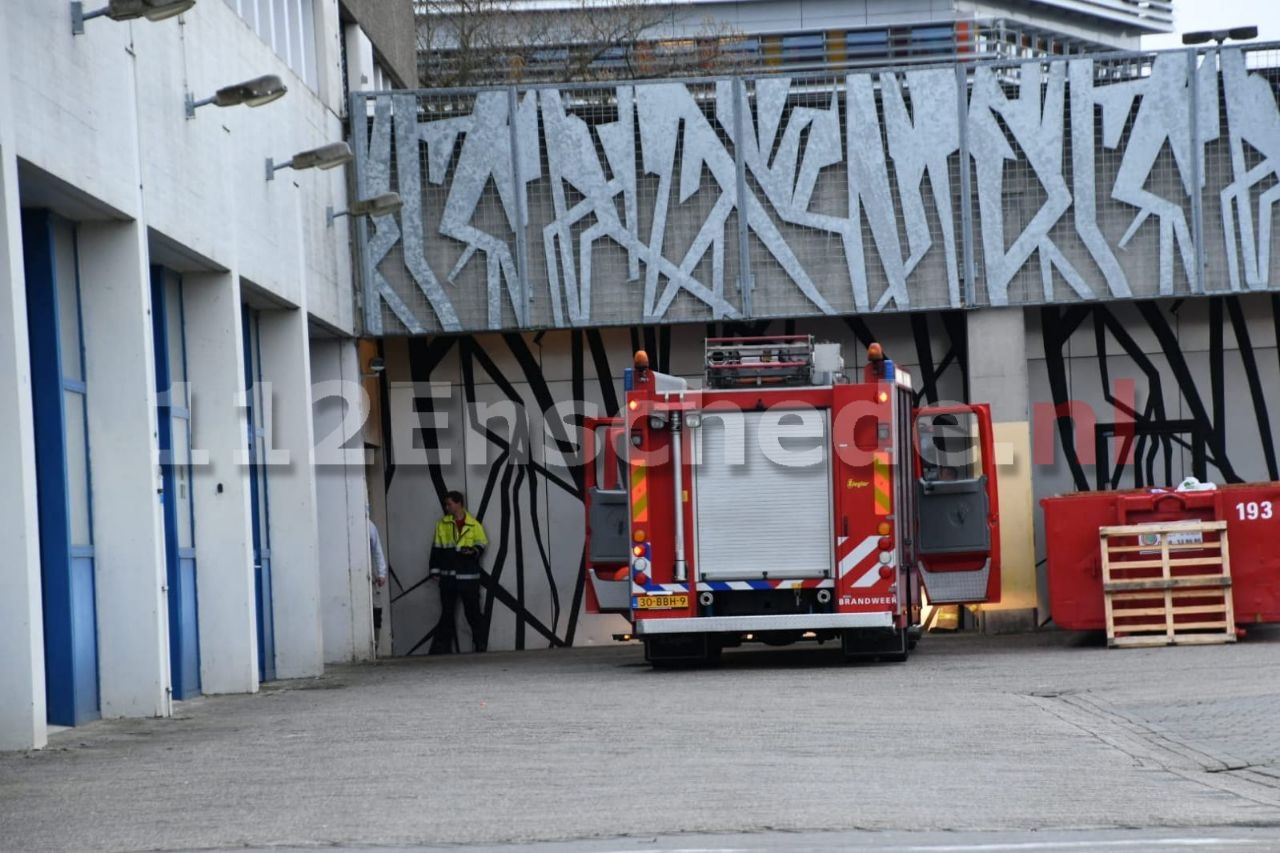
(22, 210, 99, 726)
(151, 268, 201, 700)
(242, 307, 275, 682)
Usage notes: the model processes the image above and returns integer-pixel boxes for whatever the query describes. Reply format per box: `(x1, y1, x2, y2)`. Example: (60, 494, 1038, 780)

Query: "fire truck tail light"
(628, 400, 638, 411)
(878, 551, 892, 564)
(877, 521, 892, 536)
(633, 529, 646, 543)
(632, 545, 645, 558)
(877, 391, 889, 403)
(878, 566, 894, 579)
(878, 536, 893, 550)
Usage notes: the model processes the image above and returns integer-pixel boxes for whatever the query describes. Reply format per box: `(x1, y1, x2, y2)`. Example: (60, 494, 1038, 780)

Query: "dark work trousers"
(431, 576, 486, 653)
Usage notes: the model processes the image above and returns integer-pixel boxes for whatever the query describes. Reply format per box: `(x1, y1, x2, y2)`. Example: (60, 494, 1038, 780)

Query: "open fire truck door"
(583, 416, 631, 614)
(912, 404, 1001, 604)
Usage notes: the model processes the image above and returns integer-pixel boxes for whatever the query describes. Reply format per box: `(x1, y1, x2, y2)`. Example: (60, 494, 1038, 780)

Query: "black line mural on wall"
(1038, 295, 1280, 493)
(385, 314, 968, 653)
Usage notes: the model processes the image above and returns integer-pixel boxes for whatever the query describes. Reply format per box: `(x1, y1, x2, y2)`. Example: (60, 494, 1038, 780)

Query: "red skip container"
(1041, 483, 1280, 631)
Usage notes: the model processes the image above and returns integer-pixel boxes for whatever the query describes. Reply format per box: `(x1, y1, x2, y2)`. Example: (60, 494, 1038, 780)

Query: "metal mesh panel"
(353, 42, 1280, 335)
(1202, 47, 1280, 296)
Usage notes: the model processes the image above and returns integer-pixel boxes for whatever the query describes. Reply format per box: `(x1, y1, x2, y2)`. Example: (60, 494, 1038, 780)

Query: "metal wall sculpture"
(353, 46, 1280, 334)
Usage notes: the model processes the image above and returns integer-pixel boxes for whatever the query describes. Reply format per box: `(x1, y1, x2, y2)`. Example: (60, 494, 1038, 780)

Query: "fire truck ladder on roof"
(704, 335, 815, 388)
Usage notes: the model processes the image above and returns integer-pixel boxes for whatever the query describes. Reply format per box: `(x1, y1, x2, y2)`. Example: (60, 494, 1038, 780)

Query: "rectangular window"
(53, 219, 93, 550)
(720, 37, 760, 60)
(165, 279, 187, 388)
(781, 32, 826, 66)
(272, 0, 289, 65)
(64, 389, 92, 547)
(171, 415, 195, 549)
(224, 0, 318, 90)
(54, 226, 83, 384)
(846, 29, 889, 60)
(911, 24, 956, 57)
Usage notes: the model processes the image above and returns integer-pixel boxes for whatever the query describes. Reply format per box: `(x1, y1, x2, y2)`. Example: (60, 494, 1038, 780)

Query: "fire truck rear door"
(912, 404, 1001, 604)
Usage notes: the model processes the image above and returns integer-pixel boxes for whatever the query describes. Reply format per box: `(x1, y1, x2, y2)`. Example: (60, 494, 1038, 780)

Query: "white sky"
(1143, 1, 1280, 50)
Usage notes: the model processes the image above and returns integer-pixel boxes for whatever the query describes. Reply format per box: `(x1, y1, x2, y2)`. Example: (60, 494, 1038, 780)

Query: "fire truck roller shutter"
(694, 408, 833, 581)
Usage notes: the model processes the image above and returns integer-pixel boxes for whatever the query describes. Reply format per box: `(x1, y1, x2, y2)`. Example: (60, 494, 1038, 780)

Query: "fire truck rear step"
(634, 612, 895, 635)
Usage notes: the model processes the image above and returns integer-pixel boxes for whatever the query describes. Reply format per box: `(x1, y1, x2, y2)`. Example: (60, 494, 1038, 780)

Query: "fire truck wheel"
(881, 632, 909, 663)
(644, 636, 721, 668)
(841, 628, 910, 664)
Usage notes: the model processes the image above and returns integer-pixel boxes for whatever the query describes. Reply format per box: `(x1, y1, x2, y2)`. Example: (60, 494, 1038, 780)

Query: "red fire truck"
(583, 335, 1001, 665)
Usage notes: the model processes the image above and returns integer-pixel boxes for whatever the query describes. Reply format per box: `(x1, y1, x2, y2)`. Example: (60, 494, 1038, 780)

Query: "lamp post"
(266, 143, 353, 181)
(185, 75, 287, 119)
(327, 193, 403, 227)
(72, 0, 195, 34)
(1181, 25, 1258, 47)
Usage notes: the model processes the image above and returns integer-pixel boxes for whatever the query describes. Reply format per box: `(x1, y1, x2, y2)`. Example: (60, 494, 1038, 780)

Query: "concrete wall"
(380, 313, 966, 653)
(968, 308, 1037, 632)
(0, 41, 48, 751)
(77, 220, 171, 719)
(340, 0, 418, 87)
(379, 293, 1280, 646)
(257, 308, 326, 679)
(0, 0, 408, 750)
(184, 272, 259, 696)
(312, 337, 376, 663)
(9, 2, 353, 333)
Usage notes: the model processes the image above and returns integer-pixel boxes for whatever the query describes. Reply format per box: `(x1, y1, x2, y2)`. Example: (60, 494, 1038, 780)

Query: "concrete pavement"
(2, 629, 1279, 851)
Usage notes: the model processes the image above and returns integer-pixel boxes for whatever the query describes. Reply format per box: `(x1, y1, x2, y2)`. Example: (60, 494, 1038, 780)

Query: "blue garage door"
(151, 267, 201, 700)
(22, 210, 99, 727)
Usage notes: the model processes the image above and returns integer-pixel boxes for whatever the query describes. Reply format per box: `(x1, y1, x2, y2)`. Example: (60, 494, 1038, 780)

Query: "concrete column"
(0, 63, 48, 750)
(183, 272, 258, 695)
(77, 220, 170, 718)
(312, 338, 375, 663)
(258, 308, 324, 679)
(967, 307, 1038, 633)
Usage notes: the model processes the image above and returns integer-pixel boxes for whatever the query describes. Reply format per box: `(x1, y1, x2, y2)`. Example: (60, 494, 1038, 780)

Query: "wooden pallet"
(1098, 520, 1236, 648)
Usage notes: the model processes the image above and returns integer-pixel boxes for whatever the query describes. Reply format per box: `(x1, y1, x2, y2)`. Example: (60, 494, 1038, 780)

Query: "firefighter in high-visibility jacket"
(428, 490, 489, 654)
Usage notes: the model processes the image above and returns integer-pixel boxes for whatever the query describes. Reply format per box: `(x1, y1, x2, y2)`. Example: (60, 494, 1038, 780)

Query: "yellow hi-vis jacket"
(428, 512, 488, 581)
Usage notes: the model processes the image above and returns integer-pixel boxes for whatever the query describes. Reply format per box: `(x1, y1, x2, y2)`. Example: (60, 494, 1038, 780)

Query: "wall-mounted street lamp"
(72, 0, 195, 34)
(327, 192, 403, 227)
(185, 75, 287, 119)
(266, 142, 353, 181)
(1182, 25, 1258, 46)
